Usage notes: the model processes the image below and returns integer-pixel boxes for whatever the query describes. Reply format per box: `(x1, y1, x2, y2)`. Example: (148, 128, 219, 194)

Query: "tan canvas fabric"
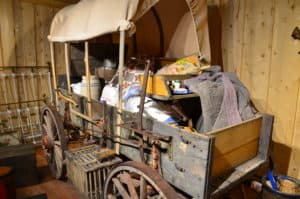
(48, 0, 210, 62)
(48, 0, 139, 42)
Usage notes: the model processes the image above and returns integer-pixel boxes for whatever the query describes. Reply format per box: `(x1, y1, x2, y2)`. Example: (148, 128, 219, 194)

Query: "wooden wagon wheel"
(104, 161, 179, 199)
(41, 105, 67, 179)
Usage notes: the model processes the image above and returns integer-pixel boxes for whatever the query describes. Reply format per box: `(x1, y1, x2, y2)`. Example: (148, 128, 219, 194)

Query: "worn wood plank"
(0, 27, 3, 66)
(0, 0, 17, 66)
(258, 114, 274, 160)
(230, 0, 246, 77)
(291, 99, 300, 178)
(211, 157, 265, 198)
(239, 0, 275, 112)
(282, 0, 300, 178)
(218, 0, 234, 72)
(22, 2, 36, 66)
(35, 4, 54, 66)
(209, 0, 245, 74)
(266, 0, 300, 175)
(207, 116, 262, 177)
(53, 8, 66, 75)
(207, 116, 262, 156)
(16, 2, 37, 66)
(212, 139, 259, 177)
(13, 0, 24, 66)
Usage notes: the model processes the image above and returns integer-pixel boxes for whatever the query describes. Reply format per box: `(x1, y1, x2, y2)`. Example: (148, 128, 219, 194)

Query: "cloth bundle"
(184, 66, 256, 133)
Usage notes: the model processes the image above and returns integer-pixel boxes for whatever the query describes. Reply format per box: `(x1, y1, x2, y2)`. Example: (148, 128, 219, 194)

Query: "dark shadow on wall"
(207, 4, 223, 68)
(271, 141, 292, 175)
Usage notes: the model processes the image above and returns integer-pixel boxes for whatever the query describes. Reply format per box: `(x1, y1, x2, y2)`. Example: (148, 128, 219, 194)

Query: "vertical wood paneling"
(0, 29, 3, 66)
(53, 8, 66, 75)
(240, 0, 275, 112)
(231, 0, 245, 77)
(35, 4, 54, 66)
(54, 43, 65, 75)
(267, 0, 300, 178)
(1, 0, 61, 68)
(217, 0, 245, 75)
(0, 0, 17, 66)
(291, 85, 300, 177)
(219, 0, 234, 71)
(14, 1, 37, 66)
(215, 0, 300, 178)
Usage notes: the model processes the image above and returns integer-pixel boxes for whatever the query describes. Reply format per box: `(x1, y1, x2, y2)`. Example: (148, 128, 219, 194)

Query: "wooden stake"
(50, 42, 58, 106)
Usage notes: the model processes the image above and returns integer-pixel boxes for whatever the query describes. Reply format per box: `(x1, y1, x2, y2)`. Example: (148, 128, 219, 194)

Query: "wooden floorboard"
(16, 143, 82, 199)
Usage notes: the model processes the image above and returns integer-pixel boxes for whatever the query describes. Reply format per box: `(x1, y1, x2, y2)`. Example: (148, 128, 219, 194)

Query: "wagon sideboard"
(68, 95, 273, 199)
(117, 112, 272, 198)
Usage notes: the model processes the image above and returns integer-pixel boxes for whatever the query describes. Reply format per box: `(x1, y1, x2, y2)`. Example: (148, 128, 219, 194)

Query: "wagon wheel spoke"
(42, 123, 50, 136)
(118, 172, 139, 199)
(104, 161, 179, 199)
(53, 145, 63, 173)
(107, 194, 117, 199)
(140, 176, 147, 199)
(112, 178, 131, 199)
(40, 105, 67, 179)
(44, 112, 55, 138)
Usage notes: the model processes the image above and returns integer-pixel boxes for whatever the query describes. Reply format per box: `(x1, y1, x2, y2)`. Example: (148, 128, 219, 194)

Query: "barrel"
(80, 75, 101, 100)
(0, 167, 15, 199)
(262, 175, 300, 199)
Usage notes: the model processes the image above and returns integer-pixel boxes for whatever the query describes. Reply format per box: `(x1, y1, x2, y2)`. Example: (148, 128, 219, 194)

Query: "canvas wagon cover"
(48, 0, 211, 61)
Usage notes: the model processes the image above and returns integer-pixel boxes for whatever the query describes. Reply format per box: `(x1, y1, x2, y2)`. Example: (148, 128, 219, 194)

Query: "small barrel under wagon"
(40, 0, 274, 198)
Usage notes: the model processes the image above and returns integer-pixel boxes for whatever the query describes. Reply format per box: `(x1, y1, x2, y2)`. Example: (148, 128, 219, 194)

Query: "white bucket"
(71, 82, 81, 95)
(80, 75, 101, 100)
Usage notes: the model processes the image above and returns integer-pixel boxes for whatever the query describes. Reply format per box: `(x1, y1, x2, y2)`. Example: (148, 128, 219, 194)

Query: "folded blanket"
(184, 66, 256, 133)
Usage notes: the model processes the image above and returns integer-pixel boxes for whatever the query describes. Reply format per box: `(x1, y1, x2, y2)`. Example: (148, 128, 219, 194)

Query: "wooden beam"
(21, 0, 78, 8)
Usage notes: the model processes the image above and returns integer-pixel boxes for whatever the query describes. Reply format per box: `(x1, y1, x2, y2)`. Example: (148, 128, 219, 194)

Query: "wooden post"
(116, 30, 125, 154)
(64, 43, 71, 94)
(84, 41, 92, 120)
(50, 42, 58, 106)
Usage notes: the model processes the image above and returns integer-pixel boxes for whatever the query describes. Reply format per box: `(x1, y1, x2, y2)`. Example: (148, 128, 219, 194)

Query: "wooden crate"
(65, 145, 122, 199)
(207, 115, 263, 177)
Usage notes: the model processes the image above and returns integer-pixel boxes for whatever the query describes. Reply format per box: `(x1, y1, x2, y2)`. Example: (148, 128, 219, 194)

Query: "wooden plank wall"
(208, 0, 300, 178)
(0, 0, 64, 74)
(0, 0, 65, 145)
